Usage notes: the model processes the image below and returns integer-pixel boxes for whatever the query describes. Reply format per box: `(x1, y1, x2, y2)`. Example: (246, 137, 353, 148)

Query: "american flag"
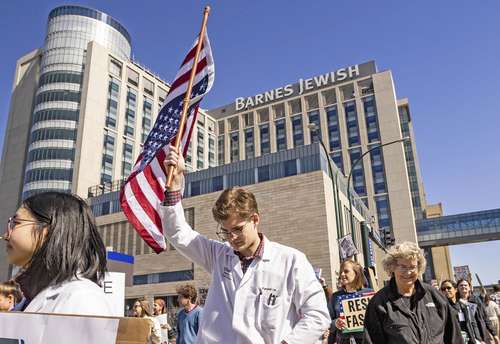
(120, 32, 214, 253)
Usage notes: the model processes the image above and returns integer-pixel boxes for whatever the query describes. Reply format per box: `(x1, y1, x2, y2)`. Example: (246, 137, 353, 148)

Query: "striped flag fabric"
(120, 32, 215, 253)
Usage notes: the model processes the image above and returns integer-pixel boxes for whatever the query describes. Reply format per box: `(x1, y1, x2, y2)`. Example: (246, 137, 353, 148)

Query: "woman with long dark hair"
(3, 192, 111, 315)
(440, 279, 482, 343)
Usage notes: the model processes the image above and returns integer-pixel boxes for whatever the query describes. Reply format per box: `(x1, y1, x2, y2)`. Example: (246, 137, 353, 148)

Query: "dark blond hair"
(340, 259, 365, 290)
(0, 280, 23, 303)
(212, 188, 259, 222)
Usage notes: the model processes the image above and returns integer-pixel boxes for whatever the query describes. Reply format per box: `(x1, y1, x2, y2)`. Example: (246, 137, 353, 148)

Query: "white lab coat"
(159, 202, 331, 344)
(24, 277, 114, 316)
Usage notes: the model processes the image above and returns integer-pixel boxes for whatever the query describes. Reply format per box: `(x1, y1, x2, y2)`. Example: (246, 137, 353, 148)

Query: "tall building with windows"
(208, 61, 424, 246)
(0, 5, 215, 280)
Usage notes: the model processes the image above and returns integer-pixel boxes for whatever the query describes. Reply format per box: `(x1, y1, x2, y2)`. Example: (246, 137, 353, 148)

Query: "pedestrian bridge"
(417, 208, 500, 247)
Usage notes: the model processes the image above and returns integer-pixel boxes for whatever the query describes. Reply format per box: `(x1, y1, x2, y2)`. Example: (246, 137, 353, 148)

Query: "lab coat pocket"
(258, 297, 282, 331)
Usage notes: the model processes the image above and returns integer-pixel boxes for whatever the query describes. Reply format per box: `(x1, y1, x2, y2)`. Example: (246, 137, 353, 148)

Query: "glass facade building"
(22, 5, 131, 199)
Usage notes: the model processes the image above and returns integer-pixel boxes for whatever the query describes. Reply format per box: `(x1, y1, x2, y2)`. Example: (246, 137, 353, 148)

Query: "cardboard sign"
(339, 291, 375, 333)
(0, 312, 150, 344)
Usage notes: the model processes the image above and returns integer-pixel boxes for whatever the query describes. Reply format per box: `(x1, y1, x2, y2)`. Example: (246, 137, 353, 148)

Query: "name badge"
(458, 311, 465, 322)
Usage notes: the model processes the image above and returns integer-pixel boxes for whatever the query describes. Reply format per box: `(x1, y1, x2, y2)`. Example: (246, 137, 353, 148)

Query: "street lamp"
(307, 123, 343, 246)
(347, 136, 411, 263)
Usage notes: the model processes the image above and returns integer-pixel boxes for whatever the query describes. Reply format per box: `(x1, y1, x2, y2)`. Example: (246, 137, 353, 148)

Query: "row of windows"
(31, 128, 77, 143)
(39, 71, 82, 87)
(28, 147, 75, 163)
(133, 270, 194, 285)
(25, 168, 73, 183)
(189, 159, 299, 197)
(33, 109, 79, 124)
(35, 90, 81, 105)
(48, 5, 132, 44)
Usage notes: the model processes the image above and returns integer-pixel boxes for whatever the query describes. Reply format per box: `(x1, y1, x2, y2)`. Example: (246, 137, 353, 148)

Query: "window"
(257, 108, 270, 123)
(126, 67, 139, 86)
(212, 176, 223, 192)
(230, 132, 239, 162)
(349, 148, 366, 196)
(322, 89, 336, 105)
(142, 98, 153, 143)
(158, 88, 167, 103)
(273, 103, 285, 119)
(292, 115, 303, 147)
(39, 71, 83, 86)
(305, 94, 319, 110)
(35, 90, 81, 105)
(101, 131, 115, 184)
(258, 165, 270, 182)
(326, 106, 341, 150)
(228, 116, 239, 131)
(191, 181, 200, 196)
(284, 159, 297, 177)
(218, 135, 225, 165)
(363, 96, 380, 143)
(218, 120, 225, 135)
(370, 146, 387, 194)
(109, 58, 122, 78)
(375, 195, 392, 231)
(260, 124, 270, 155)
(30, 128, 77, 142)
(33, 109, 79, 123)
(358, 79, 374, 96)
(28, 148, 75, 162)
(121, 142, 133, 178)
(308, 111, 321, 143)
(345, 101, 360, 146)
(330, 151, 343, 173)
(143, 77, 154, 96)
(208, 136, 216, 167)
(275, 119, 287, 151)
(245, 128, 254, 159)
(341, 84, 355, 101)
(288, 99, 302, 115)
(124, 88, 137, 137)
(24, 168, 73, 183)
(243, 112, 254, 127)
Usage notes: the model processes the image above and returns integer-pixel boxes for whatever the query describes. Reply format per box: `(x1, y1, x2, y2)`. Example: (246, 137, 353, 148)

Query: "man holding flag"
(121, 7, 330, 344)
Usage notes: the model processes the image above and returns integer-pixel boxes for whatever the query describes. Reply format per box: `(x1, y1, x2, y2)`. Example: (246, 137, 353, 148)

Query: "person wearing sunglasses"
(159, 146, 330, 344)
(363, 241, 463, 344)
(441, 280, 482, 344)
(3, 192, 112, 315)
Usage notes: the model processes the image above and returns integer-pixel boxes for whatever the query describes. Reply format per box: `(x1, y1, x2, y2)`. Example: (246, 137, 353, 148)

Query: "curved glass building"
(22, 5, 132, 199)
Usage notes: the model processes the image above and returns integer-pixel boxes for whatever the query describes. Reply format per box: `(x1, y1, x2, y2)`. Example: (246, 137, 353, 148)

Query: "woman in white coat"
(3, 192, 112, 316)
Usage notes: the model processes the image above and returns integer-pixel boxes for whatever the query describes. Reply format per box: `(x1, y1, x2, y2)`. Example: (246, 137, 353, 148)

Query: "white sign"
(235, 64, 360, 110)
(0, 312, 119, 344)
(339, 234, 359, 259)
(102, 272, 125, 317)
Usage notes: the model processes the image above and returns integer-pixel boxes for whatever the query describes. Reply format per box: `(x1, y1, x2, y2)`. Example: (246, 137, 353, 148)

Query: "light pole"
(307, 123, 343, 246)
(347, 137, 411, 262)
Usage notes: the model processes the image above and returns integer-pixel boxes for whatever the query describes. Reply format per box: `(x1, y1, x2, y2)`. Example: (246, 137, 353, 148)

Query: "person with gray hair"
(362, 241, 463, 344)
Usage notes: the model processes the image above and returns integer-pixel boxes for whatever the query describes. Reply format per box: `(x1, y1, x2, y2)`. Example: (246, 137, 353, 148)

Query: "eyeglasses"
(7, 217, 41, 232)
(396, 264, 418, 273)
(441, 286, 453, 291)
(216, 220, 253, 241)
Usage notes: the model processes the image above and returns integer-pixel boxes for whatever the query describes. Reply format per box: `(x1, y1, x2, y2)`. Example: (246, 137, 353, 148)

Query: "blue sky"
(1, 1, 499, 284)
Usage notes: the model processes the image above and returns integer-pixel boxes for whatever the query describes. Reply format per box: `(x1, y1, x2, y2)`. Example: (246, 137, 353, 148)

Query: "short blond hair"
(382, 241, 426, 275)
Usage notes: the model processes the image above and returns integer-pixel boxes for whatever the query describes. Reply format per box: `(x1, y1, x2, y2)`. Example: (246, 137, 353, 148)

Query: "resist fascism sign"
(339, 291, 375, 333)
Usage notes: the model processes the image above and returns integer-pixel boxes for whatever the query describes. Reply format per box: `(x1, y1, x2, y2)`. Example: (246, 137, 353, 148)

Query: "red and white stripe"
(120, 32, 214, 253)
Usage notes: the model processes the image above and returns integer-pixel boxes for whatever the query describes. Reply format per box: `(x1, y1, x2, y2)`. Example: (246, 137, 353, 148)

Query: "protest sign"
(338, 234, 359, 259)
(339, 290, 375, 333)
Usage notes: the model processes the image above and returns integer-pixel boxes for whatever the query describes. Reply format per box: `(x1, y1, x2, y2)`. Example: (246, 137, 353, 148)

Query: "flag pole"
(166, 6, 211, 188)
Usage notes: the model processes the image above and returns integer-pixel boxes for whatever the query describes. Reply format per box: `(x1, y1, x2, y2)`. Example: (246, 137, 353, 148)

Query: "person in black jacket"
(440, 279, 482, 343)
(458, 278, 495, 343)
(363, 242, 464, 344)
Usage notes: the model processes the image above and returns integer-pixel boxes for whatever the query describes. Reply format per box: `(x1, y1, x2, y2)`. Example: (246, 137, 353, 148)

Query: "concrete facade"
(209, 61, 421, 246)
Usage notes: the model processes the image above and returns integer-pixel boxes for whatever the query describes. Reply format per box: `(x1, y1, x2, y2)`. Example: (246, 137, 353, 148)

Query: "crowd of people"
(0, 146, 499, 344)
